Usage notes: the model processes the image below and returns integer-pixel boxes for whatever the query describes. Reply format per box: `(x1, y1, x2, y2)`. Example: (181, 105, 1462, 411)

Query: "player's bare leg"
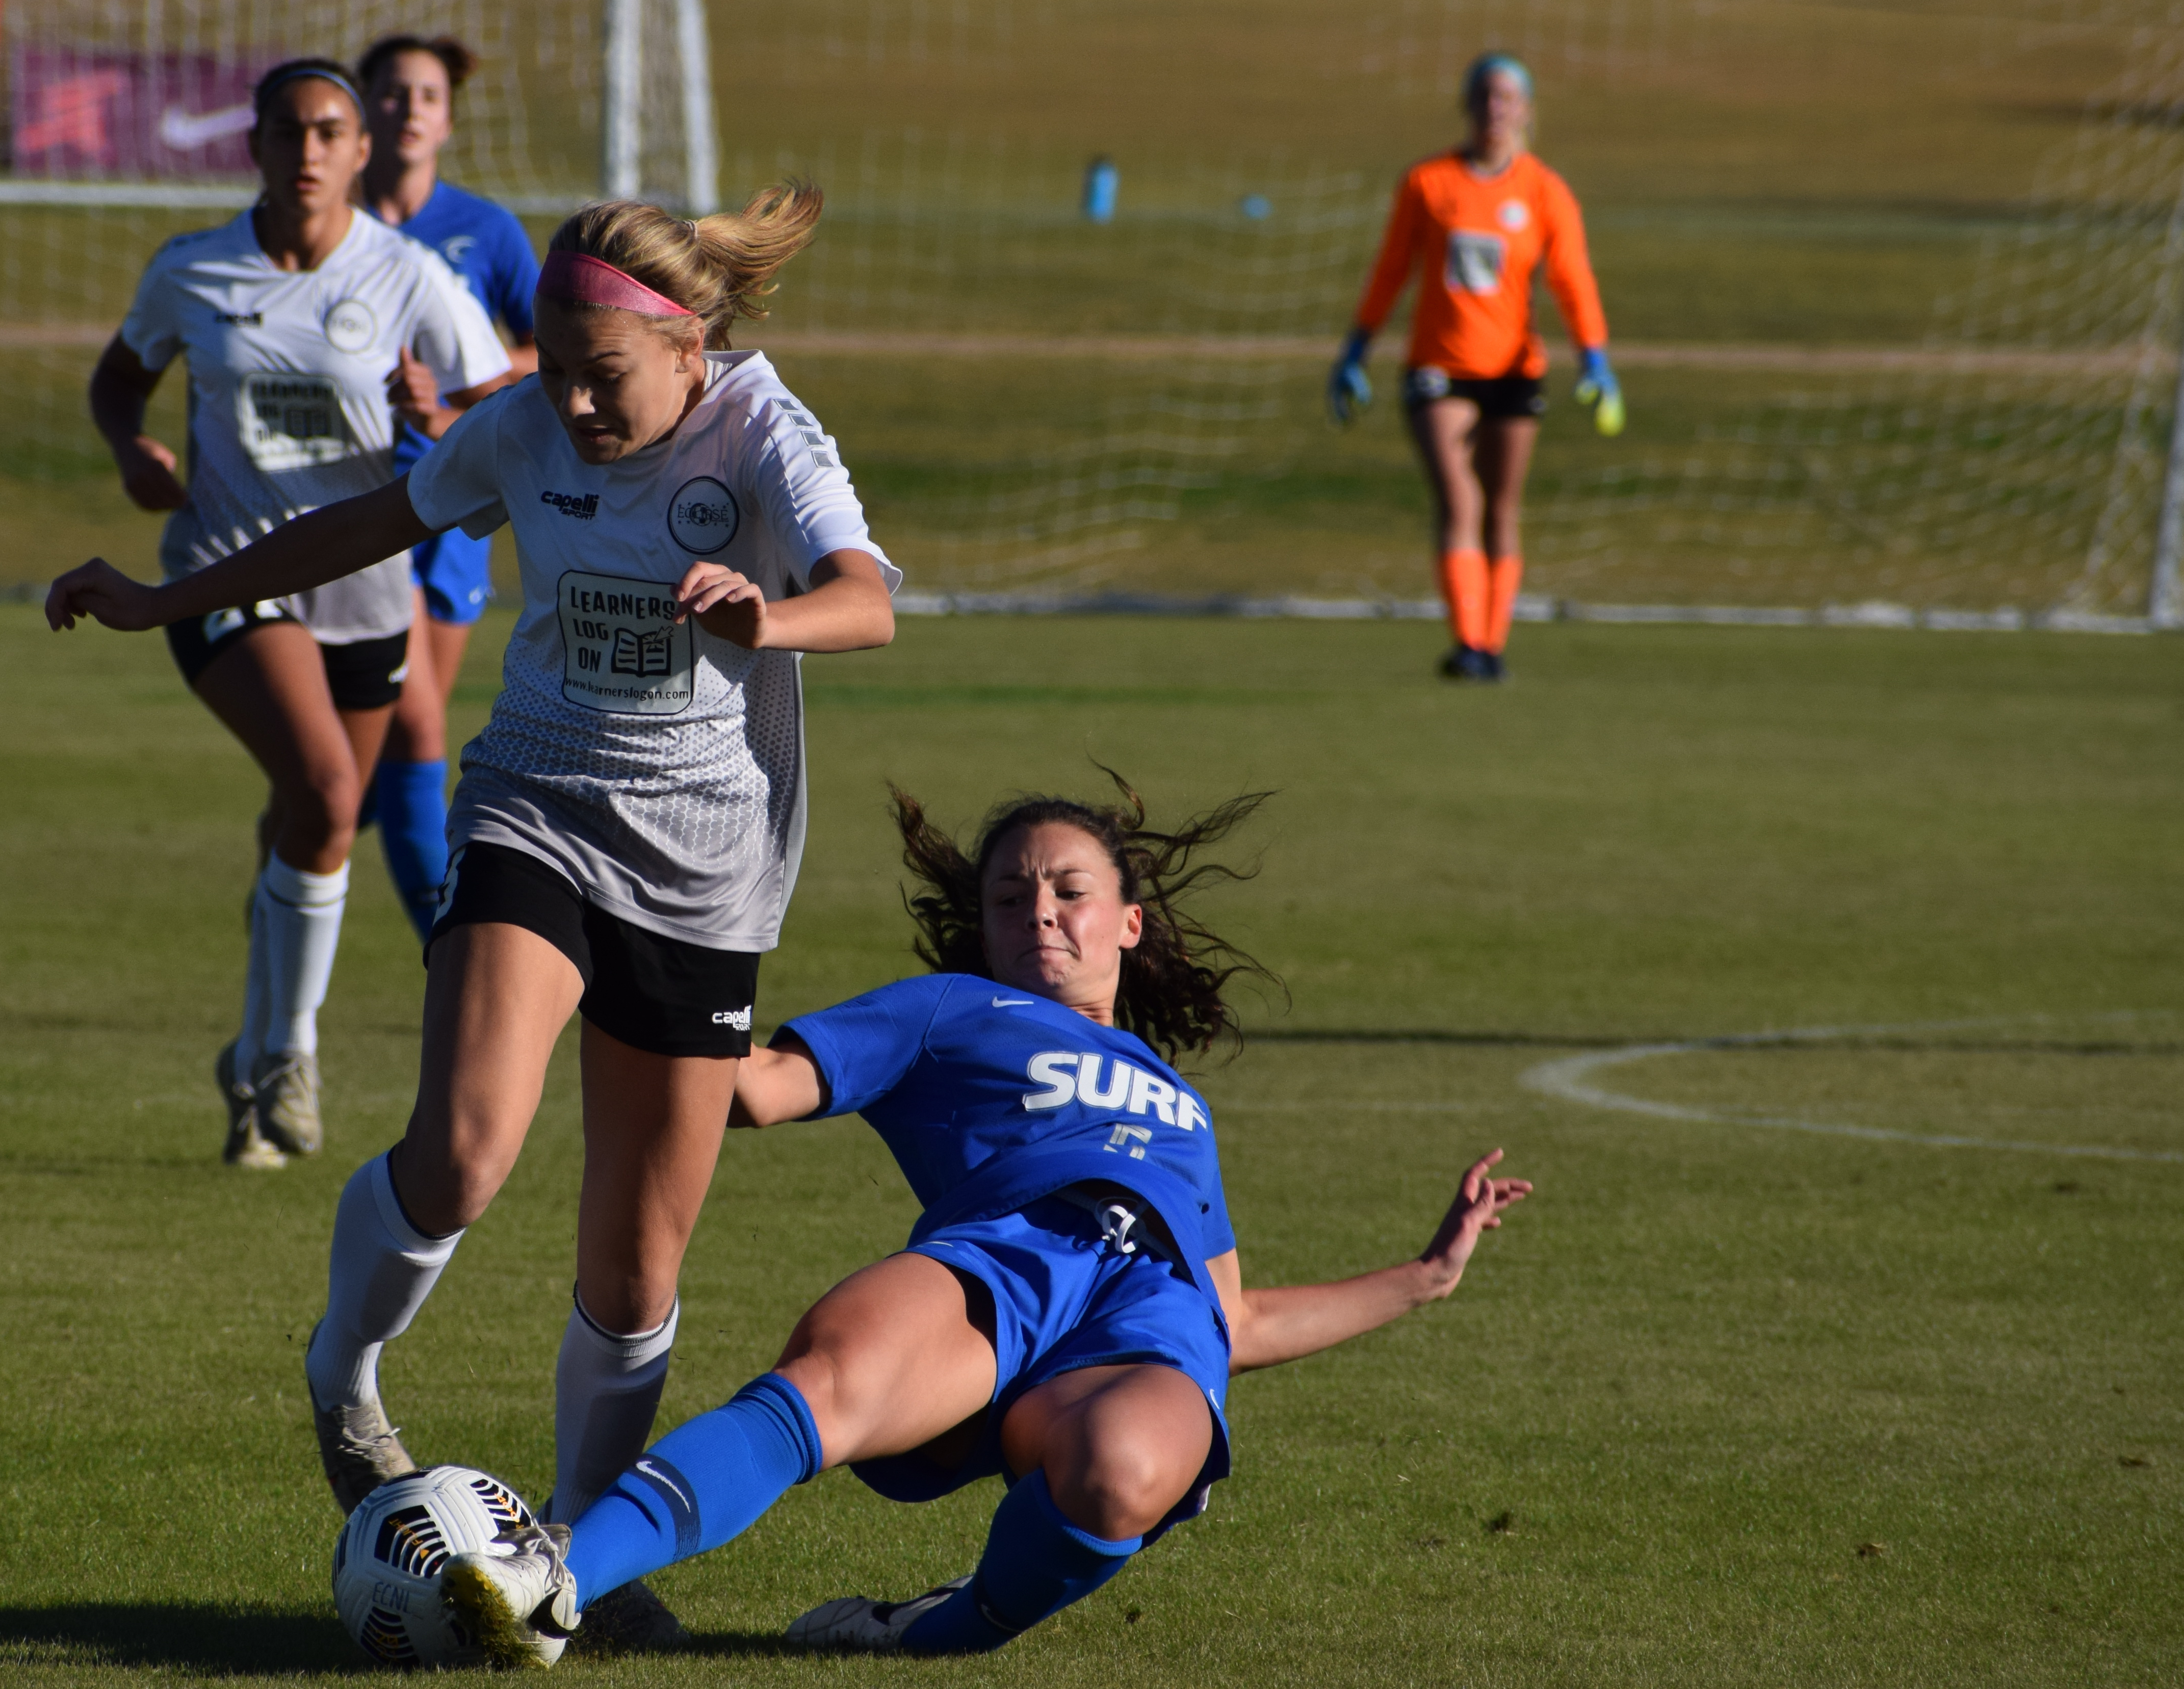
(786, 1331, 1211, 1652)
(1473, 415, 1540, 677)
(425, 613, 472, 711)
(1000, 1363, 1214, 1542)
(1409, 396, 1495, 677)
(390, 923, 585, 1232)
(543, 1029, 742, 1651)
(303, 924, 582, 1512)
(195, 623, 388, 1162)
(774, 1253, 1003, 1465)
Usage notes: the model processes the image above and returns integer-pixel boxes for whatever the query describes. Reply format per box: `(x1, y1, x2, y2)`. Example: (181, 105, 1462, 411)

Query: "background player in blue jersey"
(439, 777, 1531, 1665)
(357, 34, 541, 939)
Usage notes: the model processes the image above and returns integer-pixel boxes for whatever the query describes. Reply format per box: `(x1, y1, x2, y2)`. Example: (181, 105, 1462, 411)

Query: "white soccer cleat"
(216, 1040, 284, 1168)
(785, 1575, 971, 1650)
(251, 1049, 322, 1156)
(438, 1522, 580, 1668)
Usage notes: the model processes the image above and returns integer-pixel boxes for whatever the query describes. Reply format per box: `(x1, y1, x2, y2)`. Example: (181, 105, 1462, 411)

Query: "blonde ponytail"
(547, 181, 823, 348)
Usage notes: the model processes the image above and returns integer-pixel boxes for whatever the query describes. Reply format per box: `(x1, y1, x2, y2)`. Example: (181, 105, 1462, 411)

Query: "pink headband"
(537, 250, 696, 318)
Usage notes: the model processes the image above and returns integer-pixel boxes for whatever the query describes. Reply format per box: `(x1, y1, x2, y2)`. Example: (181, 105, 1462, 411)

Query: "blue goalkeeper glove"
(1574, 346, 1624, 436)
(1328, 328, 1373, 426)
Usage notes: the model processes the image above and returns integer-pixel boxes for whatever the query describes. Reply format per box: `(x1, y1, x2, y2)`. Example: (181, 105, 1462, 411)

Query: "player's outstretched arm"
(45, 477, 435, 634)
(1207, 1148, 1530, 1375)
(727, 1034, 827, 1128)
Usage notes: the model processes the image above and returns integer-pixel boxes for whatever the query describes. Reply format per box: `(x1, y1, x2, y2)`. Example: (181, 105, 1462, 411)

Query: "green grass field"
(3, 605, 2179, 1686)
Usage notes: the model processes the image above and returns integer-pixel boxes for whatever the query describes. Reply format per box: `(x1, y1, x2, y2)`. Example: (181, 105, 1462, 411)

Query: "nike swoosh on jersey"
(992, 997, 1036, 1007)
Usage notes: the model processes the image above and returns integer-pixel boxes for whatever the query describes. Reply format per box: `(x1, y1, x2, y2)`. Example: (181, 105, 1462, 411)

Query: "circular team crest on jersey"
(324, 298, 377, 353)
(668, 476, 740, 554)
(1497, 199, 1530, 232)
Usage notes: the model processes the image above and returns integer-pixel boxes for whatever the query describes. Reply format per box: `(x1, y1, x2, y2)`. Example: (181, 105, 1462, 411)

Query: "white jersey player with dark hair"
(88, 58, 511, 1168)
(49, 183, 895, 1655)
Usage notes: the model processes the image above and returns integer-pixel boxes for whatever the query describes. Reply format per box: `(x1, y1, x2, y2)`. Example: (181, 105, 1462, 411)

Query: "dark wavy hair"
(891, 769, 1282, 1061)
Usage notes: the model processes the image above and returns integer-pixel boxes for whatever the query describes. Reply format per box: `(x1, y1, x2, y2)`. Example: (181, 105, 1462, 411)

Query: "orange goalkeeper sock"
(1437, 549, 1490, 649)
(1486, 553, 1524, 654)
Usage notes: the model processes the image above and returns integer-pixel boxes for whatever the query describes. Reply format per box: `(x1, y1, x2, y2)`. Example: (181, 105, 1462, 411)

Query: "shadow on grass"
(0, 1605, 822, 1674)
(0, 1604, 356, 1676)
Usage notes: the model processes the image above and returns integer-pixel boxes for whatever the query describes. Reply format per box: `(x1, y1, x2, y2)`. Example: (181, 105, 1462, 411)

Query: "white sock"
(259, 855, 348, 1058)
(305, 1153, 463, 1411)
(545, 1293, 679, 1524)
(235, 873, 274, 1073)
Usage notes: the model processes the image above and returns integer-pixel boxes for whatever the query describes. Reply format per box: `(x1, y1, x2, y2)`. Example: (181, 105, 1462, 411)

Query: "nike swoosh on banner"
(159, 105, 255, 149)
(634, 1460, 691, 1507)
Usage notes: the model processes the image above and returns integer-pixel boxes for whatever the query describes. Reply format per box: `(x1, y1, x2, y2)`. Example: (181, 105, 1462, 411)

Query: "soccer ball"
(332, 1465, 543, 1669)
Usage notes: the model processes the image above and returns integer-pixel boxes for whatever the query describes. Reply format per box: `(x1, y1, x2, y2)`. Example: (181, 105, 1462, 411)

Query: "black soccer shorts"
(425, 841, 761, 1058)
(166, 603, 409, 711)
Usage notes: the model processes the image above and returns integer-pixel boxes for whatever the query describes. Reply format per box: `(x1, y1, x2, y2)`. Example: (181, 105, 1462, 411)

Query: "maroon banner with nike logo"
(10, 47, 280, 178)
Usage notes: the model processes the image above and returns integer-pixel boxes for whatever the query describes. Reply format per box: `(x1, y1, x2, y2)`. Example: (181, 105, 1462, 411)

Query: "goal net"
(8, 1, 2184, 628)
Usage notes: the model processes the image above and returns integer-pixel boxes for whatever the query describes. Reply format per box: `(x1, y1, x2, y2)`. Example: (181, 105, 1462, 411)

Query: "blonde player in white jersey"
(49, 185, 897, 1653)
(88, 58, 511, 1167)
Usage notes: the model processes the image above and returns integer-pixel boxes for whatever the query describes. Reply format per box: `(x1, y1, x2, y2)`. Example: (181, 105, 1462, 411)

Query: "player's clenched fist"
(115, 434, 189, 512)
(386, 346, 461, 440)
(675, 559, 768, 647)
(46, 559, 163, 633)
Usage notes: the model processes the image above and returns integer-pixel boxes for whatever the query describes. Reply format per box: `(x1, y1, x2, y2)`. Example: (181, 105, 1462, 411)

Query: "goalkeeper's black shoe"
(1438, 645, 1494, 682)
(1484, 650, 1507, 682)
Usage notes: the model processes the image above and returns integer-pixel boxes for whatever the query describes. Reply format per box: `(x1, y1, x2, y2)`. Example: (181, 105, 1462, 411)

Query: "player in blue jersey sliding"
(440, 777, 1531, 1664)
(356, 34, 541, 940)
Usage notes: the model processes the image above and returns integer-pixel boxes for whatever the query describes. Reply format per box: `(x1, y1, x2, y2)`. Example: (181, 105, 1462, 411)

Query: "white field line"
(0, 320, 2159, 374)
(754, 333, 2162, 376)
(1520, 1017, 2184, 1164)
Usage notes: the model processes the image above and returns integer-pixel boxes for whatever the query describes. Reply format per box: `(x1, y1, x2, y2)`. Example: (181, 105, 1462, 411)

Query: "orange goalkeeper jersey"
(1354, 150, 1608, 380)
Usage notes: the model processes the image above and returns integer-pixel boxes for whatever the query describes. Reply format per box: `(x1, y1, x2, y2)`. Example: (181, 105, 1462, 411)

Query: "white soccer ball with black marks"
(332, 1465, 541, 1668)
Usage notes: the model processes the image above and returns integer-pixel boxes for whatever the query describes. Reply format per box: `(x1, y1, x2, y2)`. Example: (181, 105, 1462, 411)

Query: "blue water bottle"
(1082, 155, 1118, 224)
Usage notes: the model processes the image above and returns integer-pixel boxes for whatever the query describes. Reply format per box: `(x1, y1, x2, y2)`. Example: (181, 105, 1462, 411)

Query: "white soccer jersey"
(407, 351, 900, 951)
(120, 209, 511, 644)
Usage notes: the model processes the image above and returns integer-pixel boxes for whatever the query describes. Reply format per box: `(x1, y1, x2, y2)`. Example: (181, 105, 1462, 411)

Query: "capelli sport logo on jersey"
(712, 1007, 752, 1029)
(1021, 1051, 1208, 1132)
(668, 476, 740, 555)
(541, 489, 599, 519)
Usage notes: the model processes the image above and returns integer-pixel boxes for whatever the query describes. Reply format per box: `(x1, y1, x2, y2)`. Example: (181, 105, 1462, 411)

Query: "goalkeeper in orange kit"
(1330, 54, 1619, 681)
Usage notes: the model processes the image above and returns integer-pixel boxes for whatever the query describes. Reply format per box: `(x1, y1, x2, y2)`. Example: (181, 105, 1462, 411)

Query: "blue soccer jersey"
(386, 181, 538, 475)
(380, 181, 540, 619)
(783, 974, 1238, 1261)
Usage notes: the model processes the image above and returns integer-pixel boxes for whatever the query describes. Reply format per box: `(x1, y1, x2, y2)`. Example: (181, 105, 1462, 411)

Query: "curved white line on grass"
(1520, 1018, 2184, 1165)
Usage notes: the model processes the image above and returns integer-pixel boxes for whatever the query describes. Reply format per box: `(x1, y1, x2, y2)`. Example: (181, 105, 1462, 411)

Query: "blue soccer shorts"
(411, 526, 493, 625)
(852, 1192, 1233, 1540)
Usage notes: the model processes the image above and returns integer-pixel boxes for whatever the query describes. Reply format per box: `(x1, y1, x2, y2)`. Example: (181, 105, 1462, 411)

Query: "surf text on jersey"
(1021, 1051, 1208, 1131)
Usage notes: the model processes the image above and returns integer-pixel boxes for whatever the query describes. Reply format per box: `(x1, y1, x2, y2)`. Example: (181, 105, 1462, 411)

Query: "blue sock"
(374, 759, 448, 943)
(900, 1470, 1140, 1654)
(562, 1372, 822, 1604)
